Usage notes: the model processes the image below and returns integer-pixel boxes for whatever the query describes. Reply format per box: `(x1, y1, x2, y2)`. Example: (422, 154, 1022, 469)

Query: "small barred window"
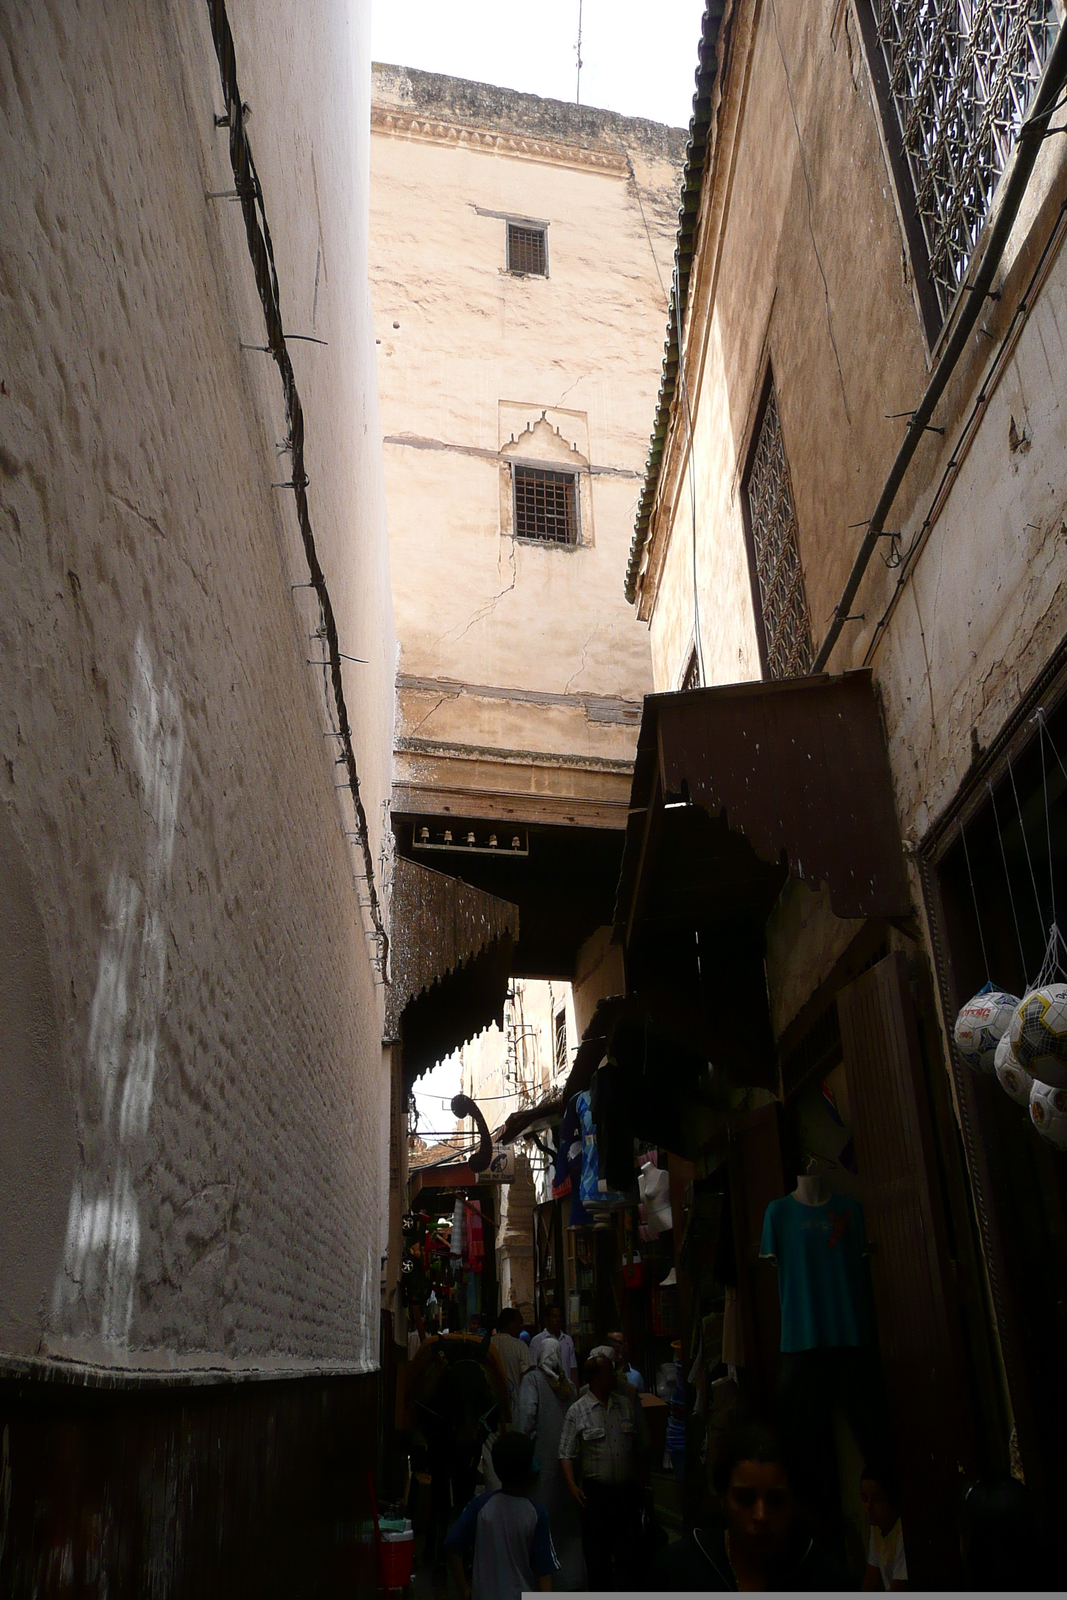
(513, 465, 579, 546)
(743, 381, 813, 681)
(870, 0, 1060, 328)
(507, 223, 547, 276)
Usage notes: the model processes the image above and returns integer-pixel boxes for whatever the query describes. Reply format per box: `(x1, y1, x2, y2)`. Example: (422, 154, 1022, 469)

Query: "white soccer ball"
(994, 1033, 1034, 1107)
(1029, 1079, 1067, 1150)
(1009, 984, 1067, 1089)
(953, 985, 1019, 1074)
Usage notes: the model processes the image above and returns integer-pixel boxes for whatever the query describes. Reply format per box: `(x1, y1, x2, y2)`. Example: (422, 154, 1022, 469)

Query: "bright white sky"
(371, 0, 707, 130)
(411, 1050, 464, 1145)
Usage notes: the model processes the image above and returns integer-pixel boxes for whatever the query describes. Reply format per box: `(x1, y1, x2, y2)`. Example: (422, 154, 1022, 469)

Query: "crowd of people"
(426, 1305, 1059, 1597)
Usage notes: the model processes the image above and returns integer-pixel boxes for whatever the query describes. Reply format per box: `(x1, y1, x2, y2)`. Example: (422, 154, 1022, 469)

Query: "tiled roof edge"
(624, 2, 728, 605)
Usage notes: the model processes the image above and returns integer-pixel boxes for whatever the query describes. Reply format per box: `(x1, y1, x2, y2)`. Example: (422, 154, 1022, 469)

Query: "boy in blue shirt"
(446, 1432, 558, 1600)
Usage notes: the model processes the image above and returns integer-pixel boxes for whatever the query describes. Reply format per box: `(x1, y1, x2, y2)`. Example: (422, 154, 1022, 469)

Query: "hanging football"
(994, 1032, 1034, 1107)
(1029, 1080, 1067, 1150)
(953, 984, 1019, 1073)
(1009, 984, 1067, 1089)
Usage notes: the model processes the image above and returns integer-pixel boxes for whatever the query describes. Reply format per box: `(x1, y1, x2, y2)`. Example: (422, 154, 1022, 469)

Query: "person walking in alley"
(608, 1330, 644, 1392)
(445, 1432, 559, 1600)
(649, 1423, 848, 1591)
(531, 1304, 579, 1389)
(517, 1336, 584, 1590)
(559, 1352, 647, 1589)
(492, 1308, 533, 1426)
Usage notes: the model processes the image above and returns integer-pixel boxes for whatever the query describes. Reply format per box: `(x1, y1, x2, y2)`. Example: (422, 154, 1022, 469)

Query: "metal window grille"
(871, 0, 1060, 326)
(513, 465, 578, 545)
(744, 382, 813, 680)
(553, 1008, 567, 1077)
(507, 223, 547, 276)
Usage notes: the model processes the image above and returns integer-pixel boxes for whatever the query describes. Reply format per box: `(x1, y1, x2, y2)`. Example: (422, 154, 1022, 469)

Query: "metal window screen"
(513, 465, 578, 545)
(507, 224, 547, 275)
(553, 1009, 567, 1076)
(745, 383, 813, 680)
(871, 1, 1060, 326)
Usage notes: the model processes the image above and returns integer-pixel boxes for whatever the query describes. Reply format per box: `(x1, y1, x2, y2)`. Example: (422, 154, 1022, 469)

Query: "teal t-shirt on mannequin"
(759, 1192, 874, 1351)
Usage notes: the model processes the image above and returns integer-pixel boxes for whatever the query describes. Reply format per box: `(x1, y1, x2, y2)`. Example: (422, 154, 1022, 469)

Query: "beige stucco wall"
(0, 0, 394, 1371)
(370, 68, 684, 822)
(638, 0, 1067, 1038)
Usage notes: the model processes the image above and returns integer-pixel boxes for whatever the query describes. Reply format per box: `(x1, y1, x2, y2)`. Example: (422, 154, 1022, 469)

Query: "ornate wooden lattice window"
(507, 222, 547, 276)
(743, 379, 813, 681)
(868, 0, 1060, 331)
(513, 464, 579, 546)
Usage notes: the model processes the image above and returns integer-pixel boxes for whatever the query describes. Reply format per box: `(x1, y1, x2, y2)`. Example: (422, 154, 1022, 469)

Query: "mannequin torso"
(792, 1173, 828, 1206)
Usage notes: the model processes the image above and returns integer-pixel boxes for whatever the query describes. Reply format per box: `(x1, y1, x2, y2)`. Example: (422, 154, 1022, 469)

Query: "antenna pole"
(576, 0, 583, 105)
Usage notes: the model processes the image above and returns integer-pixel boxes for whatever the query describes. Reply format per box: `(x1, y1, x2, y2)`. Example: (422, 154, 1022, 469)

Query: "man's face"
(588, 1357, 615, 1401)
(546, 1307, 561, 1337)
(609, 1334, 626, 1368)
(725, 1461, 793, 1564)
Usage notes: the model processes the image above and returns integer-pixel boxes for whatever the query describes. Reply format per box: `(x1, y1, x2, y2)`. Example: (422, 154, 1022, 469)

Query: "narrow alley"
(2, 0, 1067, 1595)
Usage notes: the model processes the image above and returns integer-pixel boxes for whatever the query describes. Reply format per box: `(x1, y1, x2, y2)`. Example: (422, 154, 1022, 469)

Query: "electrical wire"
(988, 780, 1030, 982)
(205, 0, 388, 974)
(1008, 753, 1046, 936)
(960, 816, 991, 982)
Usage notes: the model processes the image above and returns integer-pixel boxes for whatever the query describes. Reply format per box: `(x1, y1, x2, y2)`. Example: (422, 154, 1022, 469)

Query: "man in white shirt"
(491, 1308, 532, 1426)
(559, 1353, 648, 1590)
(530, 1305, 578, 1388)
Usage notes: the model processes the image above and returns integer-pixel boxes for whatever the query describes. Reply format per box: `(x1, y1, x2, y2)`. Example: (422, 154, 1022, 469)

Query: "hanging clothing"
(553, 1099, 581, 1199)
(759, 1192, 874, 1351)
(451, 1200, 464, 1259)
(467, 1199, 485, 1274)
(666, 1358, 686, 1489)
(576, 1091, 601, 1209)
(576, 1089, 628, 1210)
(589, 1061, 636, 1194)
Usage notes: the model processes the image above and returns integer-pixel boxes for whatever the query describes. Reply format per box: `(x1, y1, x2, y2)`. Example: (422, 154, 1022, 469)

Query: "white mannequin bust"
(792, 1157, 828, 1206)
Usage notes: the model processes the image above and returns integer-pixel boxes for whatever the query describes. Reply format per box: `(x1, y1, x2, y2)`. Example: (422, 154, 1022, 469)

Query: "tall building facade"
(370, 64, 684, 990)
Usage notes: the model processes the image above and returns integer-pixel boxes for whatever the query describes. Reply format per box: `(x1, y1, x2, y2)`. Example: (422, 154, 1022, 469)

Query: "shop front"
(609, 669, 973, 1586)
(920, 649, 1067, 1509)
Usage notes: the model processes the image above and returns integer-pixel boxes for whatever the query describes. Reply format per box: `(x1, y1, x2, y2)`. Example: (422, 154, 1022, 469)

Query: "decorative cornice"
(396, 735, 634, 774)
(371, 104, 631, 176)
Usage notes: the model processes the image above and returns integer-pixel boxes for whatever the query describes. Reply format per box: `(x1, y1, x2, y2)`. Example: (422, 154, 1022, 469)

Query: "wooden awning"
(386, 858, 519, 1083)
(612, 671, 909, 1088)
(615, 669, 910, 941)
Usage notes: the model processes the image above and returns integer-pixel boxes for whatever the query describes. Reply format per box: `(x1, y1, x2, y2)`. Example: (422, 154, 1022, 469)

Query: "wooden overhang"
(616, 669, 910, 936)
(386, 858, 519, 1084)
(613, 671, 911, 1087)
